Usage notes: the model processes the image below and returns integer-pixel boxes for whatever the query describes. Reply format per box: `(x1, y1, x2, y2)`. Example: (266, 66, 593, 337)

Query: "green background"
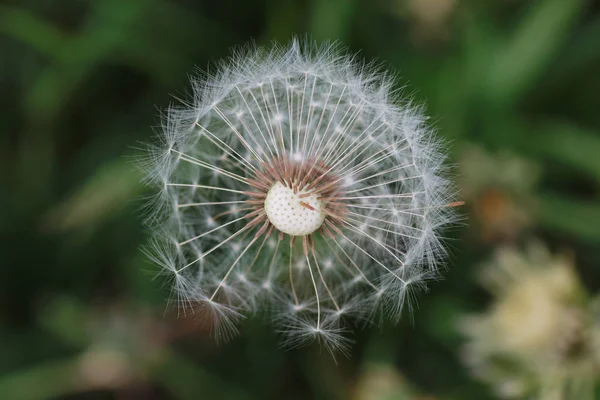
(2, 0, 600, 399)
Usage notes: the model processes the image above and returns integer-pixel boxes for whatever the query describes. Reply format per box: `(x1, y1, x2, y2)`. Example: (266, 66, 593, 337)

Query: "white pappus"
(140, 38, 460, 356)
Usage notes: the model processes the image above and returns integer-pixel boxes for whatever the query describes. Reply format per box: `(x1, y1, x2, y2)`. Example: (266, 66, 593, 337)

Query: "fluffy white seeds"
(141, 38, 458, 355)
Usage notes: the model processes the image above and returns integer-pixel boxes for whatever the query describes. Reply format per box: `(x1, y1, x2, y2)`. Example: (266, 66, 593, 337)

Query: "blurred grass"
(2, 0, 600, 399)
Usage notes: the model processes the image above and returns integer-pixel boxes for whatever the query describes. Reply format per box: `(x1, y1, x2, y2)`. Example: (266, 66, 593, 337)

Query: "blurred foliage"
(460, 243, 600, 399)
(2, 0, 600, 399)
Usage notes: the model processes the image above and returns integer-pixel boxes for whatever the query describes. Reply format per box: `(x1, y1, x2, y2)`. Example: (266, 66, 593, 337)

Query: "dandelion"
(141, 39, 458, 354)
(459, 243, 600, 399)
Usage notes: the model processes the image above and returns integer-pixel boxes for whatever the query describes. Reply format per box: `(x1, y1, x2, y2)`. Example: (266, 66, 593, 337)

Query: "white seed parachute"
(141, 38, 459, 356)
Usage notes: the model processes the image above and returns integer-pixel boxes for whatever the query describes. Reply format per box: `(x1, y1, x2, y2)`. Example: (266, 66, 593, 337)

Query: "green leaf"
(486, 0, 584, 107)
(534, 123, 600, 182)
(0, 6, 66, 58)
(539, 17, 600, 95)
(538, 194, 600, 242)
(513, 121, 600, 183)
(153, 350, 253, 400)
(41, 157, 144, 235)
(37, 297, 90, 347)
(0, 358, 80, 400)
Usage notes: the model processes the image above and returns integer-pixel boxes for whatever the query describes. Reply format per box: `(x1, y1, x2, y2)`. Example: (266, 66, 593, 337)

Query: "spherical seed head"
(141, 38, 460, 355)
(264, 182, 325, 236)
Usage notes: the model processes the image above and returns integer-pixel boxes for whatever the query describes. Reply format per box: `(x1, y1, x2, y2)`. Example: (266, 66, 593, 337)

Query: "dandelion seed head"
(141, 38, 459, 355)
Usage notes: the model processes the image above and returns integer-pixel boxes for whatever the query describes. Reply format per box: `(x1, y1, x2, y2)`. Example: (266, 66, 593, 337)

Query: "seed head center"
(264, 182, 325, 236)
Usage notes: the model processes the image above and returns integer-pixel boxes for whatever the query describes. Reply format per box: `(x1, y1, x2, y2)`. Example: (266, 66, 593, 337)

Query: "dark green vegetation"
(2, 0, 600, 399)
